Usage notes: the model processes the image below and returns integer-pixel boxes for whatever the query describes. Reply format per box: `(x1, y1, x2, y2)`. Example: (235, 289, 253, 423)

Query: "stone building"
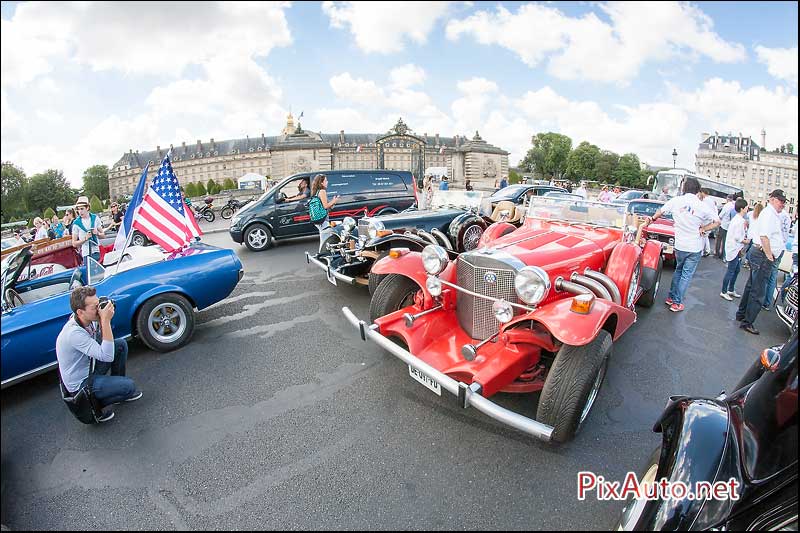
(695, 130, 797, 213)
(108, 117, 509, 199)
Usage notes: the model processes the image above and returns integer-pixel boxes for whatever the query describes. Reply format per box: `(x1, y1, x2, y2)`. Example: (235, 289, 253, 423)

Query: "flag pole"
(113, 161, 153, 275)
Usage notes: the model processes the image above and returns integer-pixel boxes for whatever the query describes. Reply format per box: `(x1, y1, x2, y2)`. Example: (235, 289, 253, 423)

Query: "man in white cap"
(71, 195, 105, 262)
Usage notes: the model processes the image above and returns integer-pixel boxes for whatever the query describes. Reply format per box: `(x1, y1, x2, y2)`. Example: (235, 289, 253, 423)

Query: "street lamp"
(672, 148, 678, 169)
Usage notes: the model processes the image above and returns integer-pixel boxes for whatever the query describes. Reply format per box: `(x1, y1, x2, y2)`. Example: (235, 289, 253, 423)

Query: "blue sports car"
(1, 243, 243, 388)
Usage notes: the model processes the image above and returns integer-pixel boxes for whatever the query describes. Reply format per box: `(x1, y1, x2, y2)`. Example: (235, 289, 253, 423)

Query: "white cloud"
(322, 1, 451, 53)
(389, 64, 426, 89)
(451, 77, 500, 133)
(1, 1, 292, 86)
(446, 2, 745, 84)
(329, 73, 386, 104)
(755, 46, 798, 85)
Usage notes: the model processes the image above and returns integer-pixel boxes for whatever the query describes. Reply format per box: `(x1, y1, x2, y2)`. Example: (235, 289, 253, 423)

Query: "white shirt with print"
(724, 214, 747, 262)
(660, 193, 718, 253)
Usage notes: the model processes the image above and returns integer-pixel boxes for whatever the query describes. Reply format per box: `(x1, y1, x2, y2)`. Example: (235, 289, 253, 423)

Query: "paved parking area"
(1, 233, 791, 530)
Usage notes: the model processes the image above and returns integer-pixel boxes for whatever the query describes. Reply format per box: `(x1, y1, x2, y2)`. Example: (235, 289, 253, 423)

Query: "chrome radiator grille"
(456, 254, 518, 340)
(786, 282, 798, 310)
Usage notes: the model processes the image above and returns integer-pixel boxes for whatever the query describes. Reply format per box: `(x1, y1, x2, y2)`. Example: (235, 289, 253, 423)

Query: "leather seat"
(490, 201, 517, 222)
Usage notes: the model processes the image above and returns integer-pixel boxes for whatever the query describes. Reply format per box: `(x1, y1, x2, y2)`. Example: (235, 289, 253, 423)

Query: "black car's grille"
(786, 282, 798, 311)
(456, 254, 518, 340)
(648, 232, 672, 244)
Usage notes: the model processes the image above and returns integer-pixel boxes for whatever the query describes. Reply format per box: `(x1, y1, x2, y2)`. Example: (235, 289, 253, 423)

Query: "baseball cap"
(769, 189, 787, 202)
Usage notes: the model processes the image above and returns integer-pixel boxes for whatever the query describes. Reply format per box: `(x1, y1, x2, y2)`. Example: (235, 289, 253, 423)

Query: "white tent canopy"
(237, 173, 267, 190)
(425, 167, 448, 179)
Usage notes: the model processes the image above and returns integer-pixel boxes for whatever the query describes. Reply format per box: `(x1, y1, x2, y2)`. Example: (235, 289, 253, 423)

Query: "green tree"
(1, 162, 28, 223)
(595, 150, 620, 183)
(26, 170, 76, 216)
(612, 153, 644, 188)
(565, 141, 601, 182)
(82, 164, 110, 200)
(196, 181, 207, 196)
(787, 143, 794, 154)
(521, 132, 572, 180)
(222, 178, 236, 191)
(43, 207, 56, 220)
(89, 195, 103, 213)
(185, 182, 198, 197)
(206, 179, 218, 195)
(508, 170, 522, 184)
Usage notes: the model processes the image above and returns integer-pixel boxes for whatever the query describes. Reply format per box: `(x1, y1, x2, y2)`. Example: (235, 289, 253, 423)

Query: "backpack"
(308, 194, 328, 224)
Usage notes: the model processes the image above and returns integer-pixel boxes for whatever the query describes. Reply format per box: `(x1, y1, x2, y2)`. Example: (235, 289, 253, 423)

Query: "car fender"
(640, 239, 662, 271)
(605, 242, 642, 308)
(242, 217, 275, 237)
(367, 233, 430, 252)
(633, 398, 738, 531)
(448, 213, 487, 249)
(370, 252, 455, 307)
(478, 221, 516, 247)
(130, 285, 197, 333)
(519, 297, 637, 346)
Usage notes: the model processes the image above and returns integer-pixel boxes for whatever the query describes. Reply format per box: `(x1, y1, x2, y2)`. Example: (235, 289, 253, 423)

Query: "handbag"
(308, 194, 328, 224)
(59, 359, 104, 424)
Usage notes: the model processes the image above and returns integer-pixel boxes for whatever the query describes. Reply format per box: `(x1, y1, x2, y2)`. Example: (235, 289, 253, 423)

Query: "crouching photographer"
(56, 286, 142, 423)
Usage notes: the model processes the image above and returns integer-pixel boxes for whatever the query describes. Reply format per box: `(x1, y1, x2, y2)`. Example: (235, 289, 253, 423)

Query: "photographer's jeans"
(82, 339, 137, 407)
(669, 250, 702, 305)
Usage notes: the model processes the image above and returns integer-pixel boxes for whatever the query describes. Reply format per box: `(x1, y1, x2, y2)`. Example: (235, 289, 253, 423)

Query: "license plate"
(664, 245, 674, 254)
(408, 365, 441, 396)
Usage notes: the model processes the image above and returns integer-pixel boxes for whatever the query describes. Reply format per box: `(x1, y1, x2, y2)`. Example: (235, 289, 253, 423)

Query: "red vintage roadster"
(343, 197, 663, 443)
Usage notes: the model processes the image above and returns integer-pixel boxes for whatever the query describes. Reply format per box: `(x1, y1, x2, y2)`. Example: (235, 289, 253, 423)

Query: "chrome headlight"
(422, 245, 448, 275)
(514, 266, 550, 305)
(426, 275, 442, 297)
(492, 299, 514, 323)
(668, 237, 675, 245)
(342, 216, 356, 232)
(367, 220, 385, 239)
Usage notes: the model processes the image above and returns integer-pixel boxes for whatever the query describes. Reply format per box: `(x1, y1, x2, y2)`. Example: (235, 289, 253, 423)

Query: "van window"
(364, 173, 408, 193)
(325, 173, 409, 196)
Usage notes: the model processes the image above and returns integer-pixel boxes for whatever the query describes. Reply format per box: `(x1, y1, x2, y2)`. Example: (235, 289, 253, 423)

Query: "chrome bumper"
(341, 306, 554, 442)
(305, 251, 357, 285)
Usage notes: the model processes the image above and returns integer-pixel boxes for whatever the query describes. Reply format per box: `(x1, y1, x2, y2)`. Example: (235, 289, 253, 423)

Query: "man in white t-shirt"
(71, 196, 105, 262)
(574, 182, 587, 199)
(720, 199, 750, 301)
(647, 177, 719, 312)
(736, 189, 787, 334)
(699, 188, 718, 256)
(715, 194, 736, 260)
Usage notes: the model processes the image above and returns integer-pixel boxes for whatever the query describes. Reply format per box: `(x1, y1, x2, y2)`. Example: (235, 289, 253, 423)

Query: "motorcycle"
(220, 195, 255, 220)
(616, 327, 798, 530)
(189, 197, 215, 223)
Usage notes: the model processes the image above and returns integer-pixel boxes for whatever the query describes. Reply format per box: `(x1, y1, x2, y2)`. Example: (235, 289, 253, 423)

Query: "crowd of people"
(646, 180, 797, 336)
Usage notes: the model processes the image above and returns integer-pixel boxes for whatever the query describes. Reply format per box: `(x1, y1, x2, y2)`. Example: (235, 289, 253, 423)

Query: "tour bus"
(650, 168, 744, 207)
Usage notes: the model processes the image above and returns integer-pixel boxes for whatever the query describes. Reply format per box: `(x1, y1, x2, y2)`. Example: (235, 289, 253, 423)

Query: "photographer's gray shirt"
(56, 315, 114, 393)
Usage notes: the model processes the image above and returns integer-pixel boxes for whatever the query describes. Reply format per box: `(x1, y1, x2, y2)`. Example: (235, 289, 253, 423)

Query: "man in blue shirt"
(439, 176, 449, 190)
(499, 176, 508, 189)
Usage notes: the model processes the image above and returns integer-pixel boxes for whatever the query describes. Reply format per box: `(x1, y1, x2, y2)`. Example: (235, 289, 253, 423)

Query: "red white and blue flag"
(113, 162, 150, 251)
(132, 154, 202, 252)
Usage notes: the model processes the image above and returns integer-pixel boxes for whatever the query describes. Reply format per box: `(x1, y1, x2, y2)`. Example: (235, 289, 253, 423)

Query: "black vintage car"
(617, 327, 798, 530)
(305, 189, 515, 288)
(488, 184, 568, 209)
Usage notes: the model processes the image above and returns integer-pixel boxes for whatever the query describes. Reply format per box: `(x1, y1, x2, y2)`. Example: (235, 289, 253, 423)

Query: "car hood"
(374, 208, 466, 230)
(482, 223, 618, 270)
(646, 220, 675, 235)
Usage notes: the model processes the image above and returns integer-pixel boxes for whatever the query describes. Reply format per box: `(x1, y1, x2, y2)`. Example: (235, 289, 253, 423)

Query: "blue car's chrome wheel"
(148, 303, 188, 344)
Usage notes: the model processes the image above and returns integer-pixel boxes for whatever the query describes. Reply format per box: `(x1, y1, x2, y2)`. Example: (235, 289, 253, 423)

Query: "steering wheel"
(5, 288, 23, 308)
(276, 192, 287, 203)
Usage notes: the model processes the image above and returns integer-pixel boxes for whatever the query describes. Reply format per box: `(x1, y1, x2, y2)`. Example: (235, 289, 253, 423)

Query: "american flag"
(132, 154, 202, 252)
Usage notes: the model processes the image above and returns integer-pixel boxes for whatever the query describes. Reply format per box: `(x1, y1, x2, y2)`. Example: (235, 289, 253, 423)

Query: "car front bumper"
(305, 252, 361, 286)
(341, 306, 555, 442)
(229, 228, 244, 244)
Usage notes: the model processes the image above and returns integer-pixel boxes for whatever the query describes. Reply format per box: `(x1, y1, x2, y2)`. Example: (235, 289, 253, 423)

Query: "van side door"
(271, 176, 315, 238)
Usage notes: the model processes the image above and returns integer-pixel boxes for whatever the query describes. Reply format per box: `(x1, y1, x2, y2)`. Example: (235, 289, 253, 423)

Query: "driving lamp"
(426, 275, 443, 297)
(514, 266, 550, 305)
(421, 245, 449, 275)
(492, 299, 514, 323)
(367, 220, 385, 239)
(342, 217, 356, 232)
(570, 293, 595, 314)
(668, 237, 675, 245)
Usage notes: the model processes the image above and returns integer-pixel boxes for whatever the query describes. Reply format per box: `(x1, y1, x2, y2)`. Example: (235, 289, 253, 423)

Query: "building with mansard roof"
(695, 130, 797, 212)
(108, 116, 509, 200)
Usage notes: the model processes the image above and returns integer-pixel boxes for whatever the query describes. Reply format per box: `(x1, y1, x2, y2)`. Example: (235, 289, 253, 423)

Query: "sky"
(1, 1, 797, 188)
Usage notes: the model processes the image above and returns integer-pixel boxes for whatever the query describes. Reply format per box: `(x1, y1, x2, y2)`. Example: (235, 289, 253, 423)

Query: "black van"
(229, 170, 417, 251)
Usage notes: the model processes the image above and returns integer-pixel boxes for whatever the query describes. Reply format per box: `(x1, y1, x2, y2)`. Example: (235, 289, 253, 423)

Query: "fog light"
(492, 299, 514, 323)
(426, 276, 442, 297)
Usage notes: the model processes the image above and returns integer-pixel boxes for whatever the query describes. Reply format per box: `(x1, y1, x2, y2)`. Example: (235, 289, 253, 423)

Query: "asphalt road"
(1, 231, 792, 530)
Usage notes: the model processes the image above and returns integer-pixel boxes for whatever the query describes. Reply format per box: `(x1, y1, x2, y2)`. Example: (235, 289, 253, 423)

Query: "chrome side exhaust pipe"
(583, 268, 621, 304)
(555, 276, 593, 296)
(570, 273, 612, 301)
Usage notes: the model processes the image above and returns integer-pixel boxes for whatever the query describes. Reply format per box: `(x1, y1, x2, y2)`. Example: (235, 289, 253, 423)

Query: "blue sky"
(2, 1, 797, 187)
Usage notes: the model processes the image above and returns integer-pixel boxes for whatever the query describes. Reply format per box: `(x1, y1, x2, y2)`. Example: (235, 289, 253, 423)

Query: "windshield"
(427, 189, 485, 210)
(86, 256, 106, 285)
(490, 185, 527, 199)
(617, 190, 643, 201)
(627, 201, 672, 220)
(526, 197, 626, 229)
(654, 172, 682, 197)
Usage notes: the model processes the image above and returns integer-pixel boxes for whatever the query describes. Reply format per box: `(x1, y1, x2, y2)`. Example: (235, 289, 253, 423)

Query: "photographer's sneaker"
(124, 391, 143, 402)
(728, 291, 742, 298)
(720, 292, 733, 301)
(97, 409, 115, 423)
